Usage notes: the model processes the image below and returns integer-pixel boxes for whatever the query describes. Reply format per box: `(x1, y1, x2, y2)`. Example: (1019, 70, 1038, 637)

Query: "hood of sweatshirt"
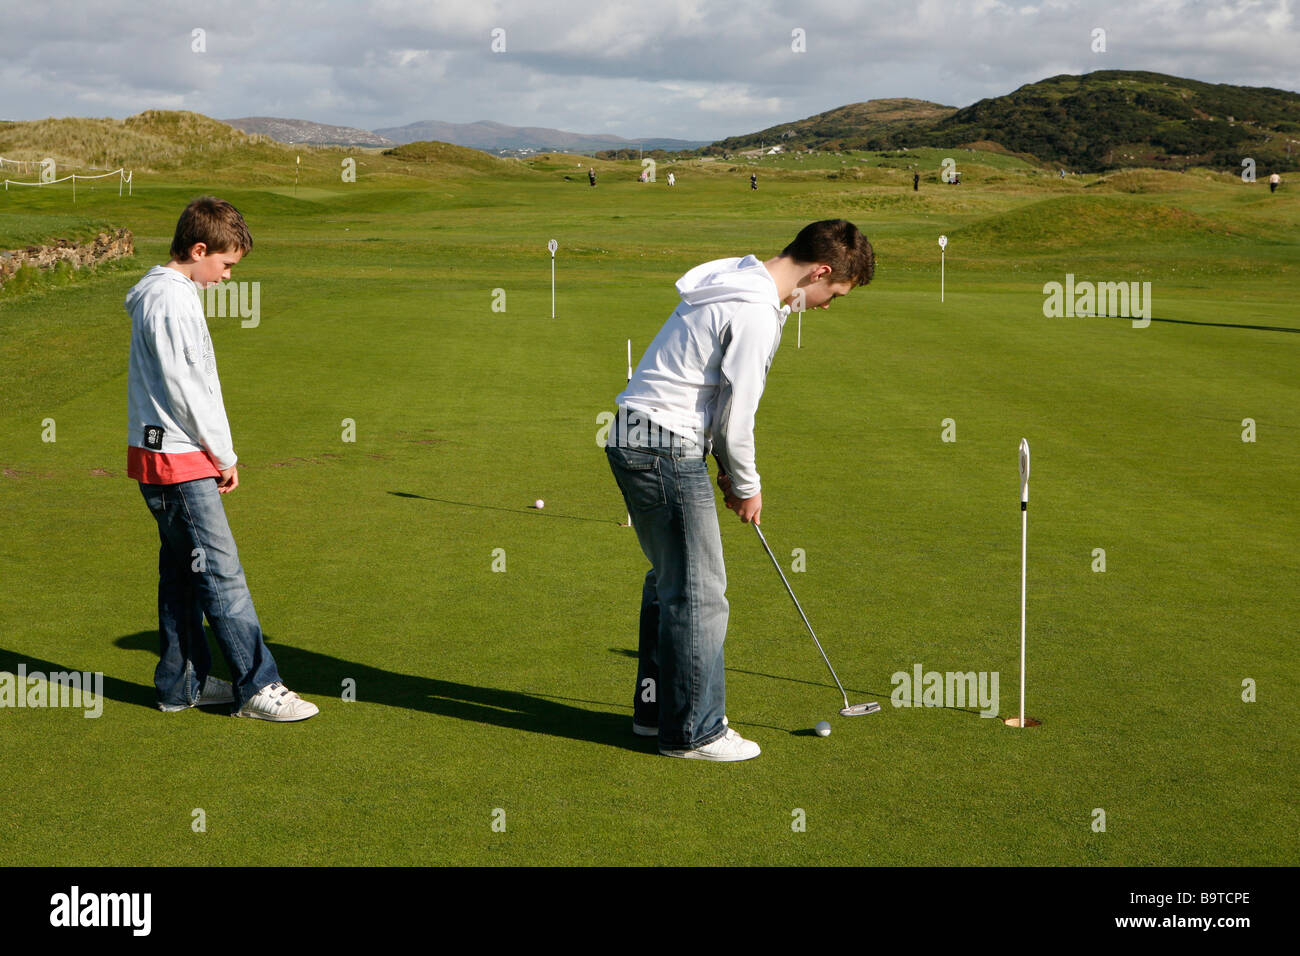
(675, 254, 784, 309)
(125, 265, 198, 315)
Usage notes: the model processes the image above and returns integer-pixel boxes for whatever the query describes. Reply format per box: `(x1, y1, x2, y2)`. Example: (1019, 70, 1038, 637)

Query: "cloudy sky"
(3, 0, 1296, 141)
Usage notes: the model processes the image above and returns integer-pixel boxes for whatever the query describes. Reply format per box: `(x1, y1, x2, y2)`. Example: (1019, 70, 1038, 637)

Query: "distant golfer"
(589, 168, 597, 187)
(750, 173, 758, 190)
(913, 172, 919, 191)
(667, 172, 676, 187)
(605, 219, 875, 761)
(125, 197, 318, 722)
(1270, 172, 1281, 193)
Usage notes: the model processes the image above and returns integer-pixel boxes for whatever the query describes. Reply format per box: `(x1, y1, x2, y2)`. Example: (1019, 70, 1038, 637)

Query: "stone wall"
(0, 228, 134, 286)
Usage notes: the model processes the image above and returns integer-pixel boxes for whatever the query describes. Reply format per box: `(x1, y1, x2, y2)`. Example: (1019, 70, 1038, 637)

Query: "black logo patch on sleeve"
(143, 425, 165, 450)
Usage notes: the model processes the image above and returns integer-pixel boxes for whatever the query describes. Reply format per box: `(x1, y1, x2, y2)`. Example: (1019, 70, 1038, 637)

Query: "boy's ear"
(176, 241, 206, 262)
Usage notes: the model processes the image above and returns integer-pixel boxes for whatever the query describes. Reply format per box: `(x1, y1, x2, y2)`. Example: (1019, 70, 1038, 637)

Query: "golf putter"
(752, 523, 881, 717)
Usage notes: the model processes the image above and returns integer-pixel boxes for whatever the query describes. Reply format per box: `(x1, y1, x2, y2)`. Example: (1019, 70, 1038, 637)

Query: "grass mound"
(0, 110, 285, 173)
(1086, 168, 1219, 193)
(383, 140, 537, 178)
(0, 214, 117, 249)
(955, 194, 1240, 246)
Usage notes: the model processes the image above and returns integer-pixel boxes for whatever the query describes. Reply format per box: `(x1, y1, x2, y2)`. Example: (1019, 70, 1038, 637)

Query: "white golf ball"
(534, 499, 545, 510)
(815, 720, 831, 737)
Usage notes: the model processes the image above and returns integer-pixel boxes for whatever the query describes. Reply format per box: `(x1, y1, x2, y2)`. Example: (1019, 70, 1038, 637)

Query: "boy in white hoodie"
(606, 219, 874, 760)
(126, 196, 317, 721)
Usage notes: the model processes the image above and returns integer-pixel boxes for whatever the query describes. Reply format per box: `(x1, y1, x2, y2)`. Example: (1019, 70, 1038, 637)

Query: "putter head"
(840, 702, 882, 716)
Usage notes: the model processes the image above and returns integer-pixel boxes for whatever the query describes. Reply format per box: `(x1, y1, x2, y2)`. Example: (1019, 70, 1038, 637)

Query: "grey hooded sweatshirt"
(125, 266, 236, 482)
(617, 254, 789, 499)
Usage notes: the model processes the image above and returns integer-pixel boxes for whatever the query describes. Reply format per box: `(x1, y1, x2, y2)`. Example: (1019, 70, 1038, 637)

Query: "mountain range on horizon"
(65, 69, 1300, 173)
(223, 116, 709, 155)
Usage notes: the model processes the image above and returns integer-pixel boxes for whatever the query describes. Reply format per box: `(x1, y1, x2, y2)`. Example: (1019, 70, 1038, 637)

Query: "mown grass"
(0, 120, 1296, 865)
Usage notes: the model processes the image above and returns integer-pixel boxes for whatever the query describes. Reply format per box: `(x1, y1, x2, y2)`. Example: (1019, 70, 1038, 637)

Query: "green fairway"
(1, 139, 1296, 866)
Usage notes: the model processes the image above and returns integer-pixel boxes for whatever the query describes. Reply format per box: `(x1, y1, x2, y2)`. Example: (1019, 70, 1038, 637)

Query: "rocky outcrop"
(0, 228, 134, 286)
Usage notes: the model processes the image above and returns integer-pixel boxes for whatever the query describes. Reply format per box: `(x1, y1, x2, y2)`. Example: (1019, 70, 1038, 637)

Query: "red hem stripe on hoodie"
(127, 446, 221, 484)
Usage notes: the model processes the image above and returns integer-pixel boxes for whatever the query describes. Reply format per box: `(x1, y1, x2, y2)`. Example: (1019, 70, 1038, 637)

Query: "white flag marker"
(548, 239, 558, 318)
(1008, 438, 1039, 727)
(622, 338, 632, 527)
(938, 235, 948, 303)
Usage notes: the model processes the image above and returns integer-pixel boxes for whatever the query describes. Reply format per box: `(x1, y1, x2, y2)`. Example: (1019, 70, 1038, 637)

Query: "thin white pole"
(624, 338, 632, 528)
(547, 239, 558, 318)
(1020, 506, 1027, 726)
(797, 312, 802, 348)
(941, 250, 945, 302)
(1018, 437, 1030, 727)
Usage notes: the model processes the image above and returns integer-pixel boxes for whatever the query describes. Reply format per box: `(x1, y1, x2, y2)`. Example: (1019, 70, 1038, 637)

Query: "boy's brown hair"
(169, 196, 253, 261)
(782, 219, 875, 287)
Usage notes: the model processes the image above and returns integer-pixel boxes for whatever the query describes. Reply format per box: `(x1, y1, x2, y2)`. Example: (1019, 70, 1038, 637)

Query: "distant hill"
(705, 72, 1300, 172)
(916, 71, 1300, 171)
(704, 98, 958, 154)
(224, 117, 396, 147)
(374, 119, 707, 155)
(0, 111, 536, 182)
(0, 110, 289, 173)
(380, 139, 537, 177)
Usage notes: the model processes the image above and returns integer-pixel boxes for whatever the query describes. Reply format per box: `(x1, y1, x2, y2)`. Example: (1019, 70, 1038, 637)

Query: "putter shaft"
(752, 523, 851, 710)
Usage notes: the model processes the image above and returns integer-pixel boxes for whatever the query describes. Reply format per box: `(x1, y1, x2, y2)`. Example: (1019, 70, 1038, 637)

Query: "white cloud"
(0, 0, 1294, 140)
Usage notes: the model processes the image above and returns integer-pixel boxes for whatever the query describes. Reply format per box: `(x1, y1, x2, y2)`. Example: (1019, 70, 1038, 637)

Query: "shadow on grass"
(610, 650, 993, 720)
(1, 637, 648, 753)
(389, 491, 619, 524)
(0, 646, 156, 710)
(724, 665, 996, 719)
(1090, 314, 1298, 334)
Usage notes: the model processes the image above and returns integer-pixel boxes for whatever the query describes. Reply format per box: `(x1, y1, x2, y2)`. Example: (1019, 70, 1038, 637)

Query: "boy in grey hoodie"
(126, 196, 317, 721)
(606, 219, 874, 760)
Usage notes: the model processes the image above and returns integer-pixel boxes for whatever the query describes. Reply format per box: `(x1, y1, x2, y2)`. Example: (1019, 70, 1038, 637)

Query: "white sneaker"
(632, 721, 658, 737)
(233, 682, 319, 722)
(196, 676, 235, 707)
(158, 675, 236, 712)
(661, 727, 760, 762)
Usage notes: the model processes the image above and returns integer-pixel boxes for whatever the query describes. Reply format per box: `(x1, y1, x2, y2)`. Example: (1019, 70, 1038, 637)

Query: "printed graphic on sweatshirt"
(182, 331, 217, 377)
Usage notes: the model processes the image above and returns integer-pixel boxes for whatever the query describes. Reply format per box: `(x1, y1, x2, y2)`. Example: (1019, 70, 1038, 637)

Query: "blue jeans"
(606, 411, 728, 749)
(139, 478, 281, 708)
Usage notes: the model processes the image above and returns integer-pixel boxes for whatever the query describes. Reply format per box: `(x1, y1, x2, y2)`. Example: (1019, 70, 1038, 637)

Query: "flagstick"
(1020, 493, 1027, 726)
(797, 311, 802, 348)
(1008, 437, 1039, 727)
(623, 339, 632, 527)
(548, 239, 558, 318)
(938, 235, 948, 303)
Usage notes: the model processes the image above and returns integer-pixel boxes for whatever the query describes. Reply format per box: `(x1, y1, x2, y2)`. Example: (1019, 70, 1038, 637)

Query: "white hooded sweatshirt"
(617, 254, 789, 499)
(125, 265, 236, 483)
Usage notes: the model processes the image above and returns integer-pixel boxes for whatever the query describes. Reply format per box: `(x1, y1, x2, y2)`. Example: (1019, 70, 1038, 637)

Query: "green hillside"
(700, 72, 1300, 174)
(702, 98, 958, 155)
(920, 71, 1300, 172)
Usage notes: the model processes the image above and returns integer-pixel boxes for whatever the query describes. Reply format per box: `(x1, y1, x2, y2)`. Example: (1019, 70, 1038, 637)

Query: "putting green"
(1, 142, 1295, 865)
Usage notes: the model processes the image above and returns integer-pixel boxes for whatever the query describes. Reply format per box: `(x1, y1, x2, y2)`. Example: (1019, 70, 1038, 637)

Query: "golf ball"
(815, 720, 831, 737)
(534, 499, 545, 510)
